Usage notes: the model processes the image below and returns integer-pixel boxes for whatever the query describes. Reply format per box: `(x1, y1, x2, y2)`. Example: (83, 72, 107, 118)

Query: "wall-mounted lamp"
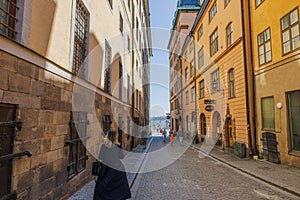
(276, 102, 283, 109)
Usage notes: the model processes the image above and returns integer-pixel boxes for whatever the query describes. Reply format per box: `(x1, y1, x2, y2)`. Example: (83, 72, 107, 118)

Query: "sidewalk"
(68, 138, 152, 200)
(189, 141, 300, 198)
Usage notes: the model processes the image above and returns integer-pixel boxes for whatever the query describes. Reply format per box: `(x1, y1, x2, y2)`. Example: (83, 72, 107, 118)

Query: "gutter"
(240, 0, 253, 156)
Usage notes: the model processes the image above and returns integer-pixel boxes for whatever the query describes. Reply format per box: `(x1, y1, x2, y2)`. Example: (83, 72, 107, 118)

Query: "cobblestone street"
(130, 136, 300, 200)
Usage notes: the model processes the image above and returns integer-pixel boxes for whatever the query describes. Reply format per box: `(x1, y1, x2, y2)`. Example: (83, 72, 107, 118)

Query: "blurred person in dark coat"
(93, 130, 131, 200)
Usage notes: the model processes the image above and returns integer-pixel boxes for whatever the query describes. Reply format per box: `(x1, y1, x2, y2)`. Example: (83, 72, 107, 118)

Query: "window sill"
(289, 150, 300, 157)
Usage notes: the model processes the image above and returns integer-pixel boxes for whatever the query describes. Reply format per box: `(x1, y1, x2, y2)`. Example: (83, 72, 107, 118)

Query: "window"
(211, 69, 220, 93)
(67, 111, 88, 179)
(226, 22, 233, 47)
(200, 80, 205, 99)
(191, 87, 195, 102)
(127, 36, 130, 51)
(186, 91, 189, 105)
(190, 59, 195, 76)
(104, 40, 112, 93)
(198, 47, 204, 68)
(228, 69, 235, 98)
(185, 67, 188, 81)
(120, 13, 123, 34)
(261, 97, 275, 130)
(209, 2, 217, 22)
(210, 28, 218, 56)
(255, 0, 264, 7)
(257, 28, 272, 65)
(108, 0, 113, 9)
(0, 0, 18, 40)
(184, 51, 188, 60)
(281, 8, 300, 54)
(102, 115, 112, 134)
(119, 61, 123, 100)
(287, 90, 300, 151)
(127, 75, 130, 103)
(189, 42, 194, 53)
(198, 24, 203, 40)
(72, 0, 89, 79)
(225, 0, 230, 6)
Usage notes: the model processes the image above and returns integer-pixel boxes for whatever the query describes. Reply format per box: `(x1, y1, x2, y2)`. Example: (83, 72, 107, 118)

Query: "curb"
(189, 143, 300, 198)
(128, 137, 153, 188)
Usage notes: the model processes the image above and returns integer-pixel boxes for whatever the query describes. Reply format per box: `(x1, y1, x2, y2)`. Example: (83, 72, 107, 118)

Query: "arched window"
(226, 22, 233, 47)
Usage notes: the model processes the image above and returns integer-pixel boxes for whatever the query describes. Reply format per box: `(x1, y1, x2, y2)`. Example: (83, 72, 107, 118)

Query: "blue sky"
(149, 0, 178, 117)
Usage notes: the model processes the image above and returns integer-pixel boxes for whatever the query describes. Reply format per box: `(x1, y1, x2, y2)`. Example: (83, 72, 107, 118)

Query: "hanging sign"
(205, 105, 214, 112)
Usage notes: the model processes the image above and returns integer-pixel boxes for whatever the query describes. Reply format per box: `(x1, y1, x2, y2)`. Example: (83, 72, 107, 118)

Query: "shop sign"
(204, 99, 216, 104)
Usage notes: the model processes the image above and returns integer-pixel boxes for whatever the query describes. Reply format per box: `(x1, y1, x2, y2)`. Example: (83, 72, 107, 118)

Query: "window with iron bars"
(0, 0, 18, 40)
(104, 40, 112, 93)
(72, 0, 89, 79)
(66, 111, 89, 180)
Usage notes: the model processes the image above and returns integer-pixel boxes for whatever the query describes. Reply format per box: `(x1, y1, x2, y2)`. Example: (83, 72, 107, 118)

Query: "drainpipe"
(179, 55, 184, 132)
(240, 0, 253, 156)
(246, 0, 257, 155)
(191, 33, 198, 143)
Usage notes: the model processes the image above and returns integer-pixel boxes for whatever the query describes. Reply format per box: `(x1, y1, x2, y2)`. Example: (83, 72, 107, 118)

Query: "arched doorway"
(212, 111, 222, 145)
(200, 113, 206, 142)
(225, 117, 234, 148)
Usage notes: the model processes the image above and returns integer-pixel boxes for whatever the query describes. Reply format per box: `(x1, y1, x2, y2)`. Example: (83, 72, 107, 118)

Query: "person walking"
(178, 129, 184, 145)
(93, 130, 131, 200)
(169, 130, 174, 146)
(163, 129, 167, 142)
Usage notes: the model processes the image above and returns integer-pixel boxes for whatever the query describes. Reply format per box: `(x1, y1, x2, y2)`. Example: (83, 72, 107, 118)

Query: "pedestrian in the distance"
(93, 130, 131, 200)
(163, 129, 167, 142)
(178, 129, 184, 145)
(141, 130, 148, 150)
(169, 130, 174, 146)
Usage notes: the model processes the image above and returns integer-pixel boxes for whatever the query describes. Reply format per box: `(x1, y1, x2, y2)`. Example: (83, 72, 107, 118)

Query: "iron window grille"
(66, 111, 89, 180)
(72, 0, 89, 79)
(0, 0, 18, 40)
(104, 40, 112, 93)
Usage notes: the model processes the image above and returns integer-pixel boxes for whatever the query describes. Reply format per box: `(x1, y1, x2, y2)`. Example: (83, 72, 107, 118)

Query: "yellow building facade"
(250, 0, 300, 167)
(175, 0, 254, 153)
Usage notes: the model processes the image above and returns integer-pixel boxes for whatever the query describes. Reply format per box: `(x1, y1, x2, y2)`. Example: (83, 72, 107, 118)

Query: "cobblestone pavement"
(131, 136, 300, 200)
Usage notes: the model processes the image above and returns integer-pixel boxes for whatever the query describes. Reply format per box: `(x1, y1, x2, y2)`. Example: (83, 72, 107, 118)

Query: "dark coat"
(93, 144, 131, 200)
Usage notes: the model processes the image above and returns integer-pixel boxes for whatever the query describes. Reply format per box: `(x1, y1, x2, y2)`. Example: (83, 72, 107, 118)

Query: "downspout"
(240, 0, 253, 156)
(131, 1, 135, 150)
(179, 55, 184, 132)
(246, 0, 257, 155)
(191, 33, 198, 143)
